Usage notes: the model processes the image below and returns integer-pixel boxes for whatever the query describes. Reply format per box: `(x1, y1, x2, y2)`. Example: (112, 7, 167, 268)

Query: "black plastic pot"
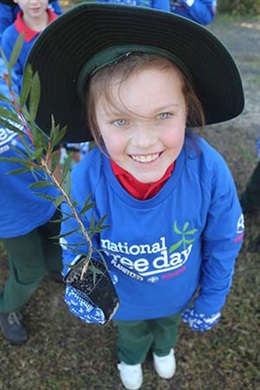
(64, 259, 120, 323)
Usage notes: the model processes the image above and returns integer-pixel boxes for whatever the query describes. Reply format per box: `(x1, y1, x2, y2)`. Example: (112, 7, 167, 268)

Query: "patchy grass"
(0, 13, 259, 390)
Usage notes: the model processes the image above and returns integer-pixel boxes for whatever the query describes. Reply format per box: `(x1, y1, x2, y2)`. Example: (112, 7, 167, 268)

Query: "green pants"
(114, 313, 181, 365)
(0, 211, 62, 313)
(240, 161, 260, 212)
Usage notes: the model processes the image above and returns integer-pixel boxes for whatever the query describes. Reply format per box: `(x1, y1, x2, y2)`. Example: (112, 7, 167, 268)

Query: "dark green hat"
(26, 3, 244, 142)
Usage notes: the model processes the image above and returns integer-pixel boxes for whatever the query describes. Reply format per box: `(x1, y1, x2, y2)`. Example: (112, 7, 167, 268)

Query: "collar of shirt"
(111, 160, 175, 200)
(14, 8, 57, 42)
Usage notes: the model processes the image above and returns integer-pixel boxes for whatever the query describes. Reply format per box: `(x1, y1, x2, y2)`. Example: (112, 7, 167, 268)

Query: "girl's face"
(95, 66, 187, 183)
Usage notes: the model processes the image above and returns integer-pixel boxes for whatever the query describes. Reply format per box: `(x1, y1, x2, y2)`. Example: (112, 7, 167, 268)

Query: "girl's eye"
(112, 119, 128, 127)
(158, 112, 172, 120)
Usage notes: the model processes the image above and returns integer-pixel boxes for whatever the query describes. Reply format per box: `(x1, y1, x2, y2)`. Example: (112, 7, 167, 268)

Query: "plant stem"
(41, 157, 92, 279)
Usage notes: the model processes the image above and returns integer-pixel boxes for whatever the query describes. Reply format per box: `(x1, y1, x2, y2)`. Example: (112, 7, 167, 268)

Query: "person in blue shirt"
(170, 0, 217, 25)
(0, 57, 63, 345)
(0, 0, 62, 43)
(0, 0, 62, 346)
(95, 0, 170, 12)
(25, 4, 244, 389)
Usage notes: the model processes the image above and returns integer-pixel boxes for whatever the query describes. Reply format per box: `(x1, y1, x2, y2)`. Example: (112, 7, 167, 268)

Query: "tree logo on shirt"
(169, 221, 198, 252)
(101, 220, 198, 280)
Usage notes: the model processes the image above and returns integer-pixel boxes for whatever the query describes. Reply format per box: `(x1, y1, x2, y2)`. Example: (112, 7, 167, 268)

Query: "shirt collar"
(111, 160, 175, 200)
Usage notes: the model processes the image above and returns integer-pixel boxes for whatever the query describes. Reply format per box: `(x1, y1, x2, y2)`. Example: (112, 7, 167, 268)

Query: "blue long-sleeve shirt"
(0, 57, 59, 239)
(61, 135, 244, 320)
(0, 125, 60, 238)
(170, 0, 217, 25)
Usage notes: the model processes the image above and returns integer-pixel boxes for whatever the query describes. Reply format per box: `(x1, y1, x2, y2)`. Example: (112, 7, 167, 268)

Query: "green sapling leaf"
(54, 195, 65, 207)
(29, 181, 54, 189)
(8, 34, 24, 72)
(20, 65, 34, 107)
(29, 72, 41, 121)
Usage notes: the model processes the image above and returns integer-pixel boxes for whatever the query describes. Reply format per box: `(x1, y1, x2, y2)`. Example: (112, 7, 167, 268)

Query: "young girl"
(25, 4, 244, 389)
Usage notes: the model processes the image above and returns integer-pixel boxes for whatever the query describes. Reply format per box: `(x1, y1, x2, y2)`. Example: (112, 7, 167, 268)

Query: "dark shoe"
(0, 311, 28, 345)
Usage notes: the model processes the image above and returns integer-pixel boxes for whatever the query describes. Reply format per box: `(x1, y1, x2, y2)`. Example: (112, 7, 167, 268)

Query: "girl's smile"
(130, 152, 161, 163)
(95, 66, 187, 183)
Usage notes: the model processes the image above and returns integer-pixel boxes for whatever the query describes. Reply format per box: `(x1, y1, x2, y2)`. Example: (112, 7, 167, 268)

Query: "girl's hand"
(64, 285, 106, 324)
(182, 306, 221, 331)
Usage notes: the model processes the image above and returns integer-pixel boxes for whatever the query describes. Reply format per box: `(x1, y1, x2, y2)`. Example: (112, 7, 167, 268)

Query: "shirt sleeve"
(194, 158, 244, 315)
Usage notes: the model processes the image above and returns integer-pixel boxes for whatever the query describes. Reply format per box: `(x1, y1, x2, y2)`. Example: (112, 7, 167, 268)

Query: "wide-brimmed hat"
(26, 3, 244, 142)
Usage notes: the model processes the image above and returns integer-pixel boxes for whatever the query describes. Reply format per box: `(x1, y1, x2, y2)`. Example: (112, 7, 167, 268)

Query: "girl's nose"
(131, 123, 157, 149)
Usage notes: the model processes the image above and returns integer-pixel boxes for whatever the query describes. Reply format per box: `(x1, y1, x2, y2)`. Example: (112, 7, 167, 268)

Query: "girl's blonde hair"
(86, 53, 205, 149)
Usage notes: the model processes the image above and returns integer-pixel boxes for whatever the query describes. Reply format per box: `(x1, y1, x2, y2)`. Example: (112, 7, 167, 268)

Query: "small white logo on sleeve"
(236, 214, 244, 234)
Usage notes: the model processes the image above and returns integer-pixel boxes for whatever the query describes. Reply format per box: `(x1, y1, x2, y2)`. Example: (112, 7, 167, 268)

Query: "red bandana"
(111, 160, 175, 200)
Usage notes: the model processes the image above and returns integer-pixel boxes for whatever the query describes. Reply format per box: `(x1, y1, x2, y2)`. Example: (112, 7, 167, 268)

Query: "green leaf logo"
(169, 221, 198, 252)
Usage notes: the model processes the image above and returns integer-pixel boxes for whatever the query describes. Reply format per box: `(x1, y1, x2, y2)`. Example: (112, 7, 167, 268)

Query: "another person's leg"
(0, 230, 46, 344)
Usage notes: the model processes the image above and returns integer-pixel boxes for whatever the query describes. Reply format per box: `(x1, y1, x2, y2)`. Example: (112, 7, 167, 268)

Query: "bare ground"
(0, 13, 259, 390)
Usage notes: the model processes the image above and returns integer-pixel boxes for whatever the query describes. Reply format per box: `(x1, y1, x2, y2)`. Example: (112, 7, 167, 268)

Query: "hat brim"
(26, 3, 244, 143)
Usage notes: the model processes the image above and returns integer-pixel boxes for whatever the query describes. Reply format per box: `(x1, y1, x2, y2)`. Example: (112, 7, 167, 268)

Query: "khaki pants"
(114, 312, 181, 365)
